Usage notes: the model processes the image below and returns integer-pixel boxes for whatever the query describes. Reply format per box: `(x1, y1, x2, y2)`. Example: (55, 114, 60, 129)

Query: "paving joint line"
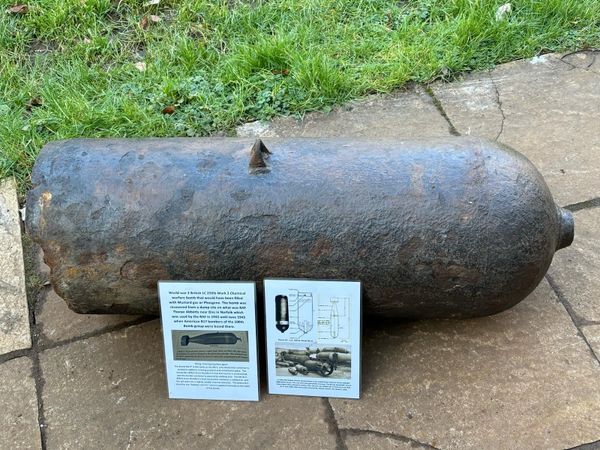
(424, 85, 460, 136)
(341, 428, 442, 450)
(28, 287, 48, 449)
(546, 274, 600, 365)
(489, 75, 506, 141)
(0, 347, 33, 365)
(37, 315, 158, 352)
(322, 398, 348, 450)
(560, 49, 598, 70)
(566, 438, 600, 450)
(564, 197, 600, 212)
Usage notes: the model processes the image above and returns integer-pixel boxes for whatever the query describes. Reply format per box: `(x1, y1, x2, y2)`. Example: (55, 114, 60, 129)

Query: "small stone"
(236, 120, 273, 137)
(495, 3, 511, 21)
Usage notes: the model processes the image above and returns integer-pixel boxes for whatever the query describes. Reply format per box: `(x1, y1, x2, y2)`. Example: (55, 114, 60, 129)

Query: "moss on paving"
(1, 0, 599, 194)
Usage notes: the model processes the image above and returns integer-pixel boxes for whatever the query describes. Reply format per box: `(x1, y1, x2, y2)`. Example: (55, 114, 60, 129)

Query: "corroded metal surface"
(26, 137, 573, 318)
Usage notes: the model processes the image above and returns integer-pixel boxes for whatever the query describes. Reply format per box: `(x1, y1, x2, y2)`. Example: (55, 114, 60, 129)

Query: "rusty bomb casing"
(26, 137, 574, 319)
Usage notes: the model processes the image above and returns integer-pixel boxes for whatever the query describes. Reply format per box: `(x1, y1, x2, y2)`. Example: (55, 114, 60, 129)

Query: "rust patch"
(120, 259, 170, 289)
(309, 238, 333, 258)
(76, 251, 108, 265)
(62, 263, 116, 281)
(398, 236, 423, 258)
(41, 240, 62, 268)
(40, 191, 52, 205)
(259, 244, 297, 274)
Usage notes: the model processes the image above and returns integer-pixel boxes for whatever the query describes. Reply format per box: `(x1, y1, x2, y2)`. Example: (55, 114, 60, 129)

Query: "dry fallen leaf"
(139, 16, 149, 30)
(25, 97, 43, 111)
(162, 105, 175, 115)
(189, 25, 205, 40)
(8, 4, 28, 14)
(134, 61, 147, 72)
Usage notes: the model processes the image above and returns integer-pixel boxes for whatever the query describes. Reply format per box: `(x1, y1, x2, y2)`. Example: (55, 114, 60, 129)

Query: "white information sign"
(264, 279, 361, 399)
(158, 281, 259, 401)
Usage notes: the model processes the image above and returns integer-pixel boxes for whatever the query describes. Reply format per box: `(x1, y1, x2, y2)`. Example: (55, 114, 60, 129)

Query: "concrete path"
(2, 51, 600, 449)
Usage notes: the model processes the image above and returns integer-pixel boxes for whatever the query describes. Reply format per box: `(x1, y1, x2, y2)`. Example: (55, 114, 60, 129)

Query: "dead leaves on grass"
(139, 14, 161, 30)
(8, 4, 28, 14)
(25, 97, 42, 111)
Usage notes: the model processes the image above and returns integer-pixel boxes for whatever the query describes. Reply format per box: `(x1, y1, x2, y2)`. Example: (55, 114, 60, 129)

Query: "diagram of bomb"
(275, 290, 314, 336)
(180, 332, 241, 346)
(318, 297, 351, 342)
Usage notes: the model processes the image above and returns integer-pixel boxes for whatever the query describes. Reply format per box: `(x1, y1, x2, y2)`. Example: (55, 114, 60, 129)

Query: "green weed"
(1, 0, 599, 194)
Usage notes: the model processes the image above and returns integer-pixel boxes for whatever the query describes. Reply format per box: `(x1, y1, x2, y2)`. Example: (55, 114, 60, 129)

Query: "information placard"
(158, 281, 259, 401)
(264, 279, 361, 399)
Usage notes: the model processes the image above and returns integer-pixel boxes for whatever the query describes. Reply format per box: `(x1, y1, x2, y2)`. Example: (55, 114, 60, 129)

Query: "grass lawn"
(1, 0, 599, 194)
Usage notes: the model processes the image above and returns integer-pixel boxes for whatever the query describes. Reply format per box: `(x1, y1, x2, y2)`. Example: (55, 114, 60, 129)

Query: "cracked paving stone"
(432, 53, 600, 205)
(344, 432, 433, 450)
(330, 280, 600, 450)
(36, 287, 144, 346)
(548, 208, 600, 323)
(39, 320, 336, 449)
(237, 85, 451, 138)
(0, 178, 31, 355)
(582, 325, 600, 362)
(0, 357, 42, 450)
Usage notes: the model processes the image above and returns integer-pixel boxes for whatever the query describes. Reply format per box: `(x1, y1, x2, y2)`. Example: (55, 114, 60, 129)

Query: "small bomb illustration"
(275, 295, 289, 333)
(180, 332, 241, 346)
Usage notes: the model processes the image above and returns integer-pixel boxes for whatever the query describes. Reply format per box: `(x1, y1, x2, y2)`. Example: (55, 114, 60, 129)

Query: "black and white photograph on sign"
(171, 330, 249, 362)
(158, 281, 259, 401)
(265, 279, 361, 399)
(275, 345, 351, 379)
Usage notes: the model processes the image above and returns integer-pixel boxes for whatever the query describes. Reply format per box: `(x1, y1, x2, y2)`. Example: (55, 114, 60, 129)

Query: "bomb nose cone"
(556, 207, 574, 250)
(276, 323, 289, 333)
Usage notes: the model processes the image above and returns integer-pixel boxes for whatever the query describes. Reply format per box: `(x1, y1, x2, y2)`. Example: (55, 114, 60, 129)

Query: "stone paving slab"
(0, 357, 41, 449)
(237, 85, 452, 138)
(548, 208, 600, 323)
(431, 52, 600, 205)
(330, 280, 600, 450)
(0, 178, 31, 355)
(39, 320, 337, 449)
(36, 287, 144, 347)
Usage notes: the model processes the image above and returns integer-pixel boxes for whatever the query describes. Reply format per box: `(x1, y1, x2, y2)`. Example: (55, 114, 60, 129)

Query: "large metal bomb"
(26, 137, 573, 318)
